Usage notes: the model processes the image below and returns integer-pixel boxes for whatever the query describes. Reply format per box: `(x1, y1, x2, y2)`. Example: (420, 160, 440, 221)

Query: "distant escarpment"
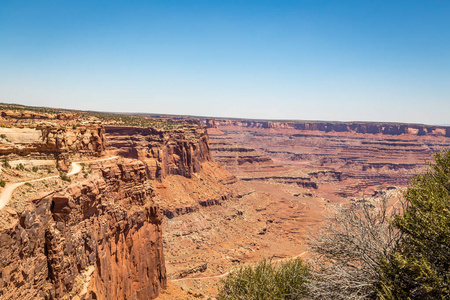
(1, 110, 80, 121)
(204, 117, 450, 200)
(0, 124, 105, 171)
(0, 159, 166, 300)
(206, 119, 450, 137)
(105, 125, 211, 179)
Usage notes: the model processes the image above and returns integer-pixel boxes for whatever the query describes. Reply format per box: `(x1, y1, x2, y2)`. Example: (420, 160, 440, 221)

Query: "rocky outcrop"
(205, 119, 450, 137)
(0, 124, 105, 171)
(1, 110, 80, 121)
(0, 159, 166, 300)
(240, 174, 318, 189)
(105, 125, 211, 179)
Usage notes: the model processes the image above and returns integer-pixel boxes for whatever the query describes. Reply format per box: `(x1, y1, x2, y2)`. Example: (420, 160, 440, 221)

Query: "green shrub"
(2, 157, 11, 168)
(378, 149, 450, 299)
(0, 180, 6, 187)
(59, 172, 71, 182)
(217, 258, 309, 300)
(16, 163, 25, 171)
(24, 182, 31, 187)
(32, 166, 38, 172)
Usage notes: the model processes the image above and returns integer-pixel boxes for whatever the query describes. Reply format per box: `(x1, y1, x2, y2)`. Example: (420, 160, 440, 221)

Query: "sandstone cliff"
(0, 124, 105, 171)
(206, 119, 450, 137)
(0, 159, 166, 300)
(104, 125, 236, 221)
(105, 125, 211, 179)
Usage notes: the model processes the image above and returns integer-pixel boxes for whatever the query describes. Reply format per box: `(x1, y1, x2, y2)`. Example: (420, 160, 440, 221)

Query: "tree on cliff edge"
(378, 149, 450, 299)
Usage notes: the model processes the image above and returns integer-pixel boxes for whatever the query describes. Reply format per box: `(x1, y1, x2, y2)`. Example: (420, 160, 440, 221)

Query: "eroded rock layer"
(105, 125, 211, 179)
(0, 159, 166, 300)
(205, 119, 450, 199)
(0, 124, 105, 171)
(207, 119, 450, 137)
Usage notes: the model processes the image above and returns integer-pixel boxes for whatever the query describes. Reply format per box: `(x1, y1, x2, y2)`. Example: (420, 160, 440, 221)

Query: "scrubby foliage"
(217, 258, 310, 300)
(2, 157, 11, 168)
(308, 195, 400, 300)
(378, 150, 450, 299)
(59, 172, 71, 182)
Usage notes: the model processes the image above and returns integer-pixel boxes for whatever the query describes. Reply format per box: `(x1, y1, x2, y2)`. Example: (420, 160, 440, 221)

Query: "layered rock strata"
(206, 119, 450, 137)
(0, 159, 166, 300)
(208, 136, 285, 177)
(205, 119, 450, 199)
(0, 124, 105, 171)
(105, 125, 211, 179)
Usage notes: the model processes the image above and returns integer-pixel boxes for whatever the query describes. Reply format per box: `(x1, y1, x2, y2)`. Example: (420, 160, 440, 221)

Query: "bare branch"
(307, 193, 401, 300)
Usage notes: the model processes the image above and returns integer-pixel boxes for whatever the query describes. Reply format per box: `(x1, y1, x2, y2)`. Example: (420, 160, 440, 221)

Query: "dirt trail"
(0, 156, 118, 210)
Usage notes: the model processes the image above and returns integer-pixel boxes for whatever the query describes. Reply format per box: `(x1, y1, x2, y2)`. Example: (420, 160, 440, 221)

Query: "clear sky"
(1, 1, 449, 124)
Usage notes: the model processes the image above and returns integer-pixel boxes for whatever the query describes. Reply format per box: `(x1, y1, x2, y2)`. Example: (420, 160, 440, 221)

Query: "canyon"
(205, 118, 450, 200)
(1, 105, 450, 299)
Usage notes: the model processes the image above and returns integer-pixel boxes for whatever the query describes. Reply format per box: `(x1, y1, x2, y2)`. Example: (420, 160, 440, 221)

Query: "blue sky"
(1, 1, 449, 124)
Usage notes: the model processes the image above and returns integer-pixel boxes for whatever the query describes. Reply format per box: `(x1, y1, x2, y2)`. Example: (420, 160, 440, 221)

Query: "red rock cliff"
(105, 125, 212, 179)
(206, 119, 450, 137)
(0, 159, 166, 300)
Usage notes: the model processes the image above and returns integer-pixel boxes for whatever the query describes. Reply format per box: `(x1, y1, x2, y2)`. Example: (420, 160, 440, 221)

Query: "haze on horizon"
(1, 1, 449, 125)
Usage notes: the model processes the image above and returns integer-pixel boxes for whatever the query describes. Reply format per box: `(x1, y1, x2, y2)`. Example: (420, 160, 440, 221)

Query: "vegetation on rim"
(0, 103, 183, 130)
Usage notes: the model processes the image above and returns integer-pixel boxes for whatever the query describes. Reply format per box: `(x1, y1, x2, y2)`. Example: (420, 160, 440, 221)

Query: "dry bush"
(307, 195, 401, 300)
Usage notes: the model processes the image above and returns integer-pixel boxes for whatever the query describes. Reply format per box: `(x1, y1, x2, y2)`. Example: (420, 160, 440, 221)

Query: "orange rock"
(0, 159, 166, 299)
(105, 125, 211, 179)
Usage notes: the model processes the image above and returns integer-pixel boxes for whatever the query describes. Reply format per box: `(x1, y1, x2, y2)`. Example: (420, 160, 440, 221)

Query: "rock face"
(206, 119, 450, 137)
(105, 125, 237, 220)
(0, 159, 166, 300)
(0, 124, 105, 171)
(105, 125, 211, 179)
(1, 110, 80, 121)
